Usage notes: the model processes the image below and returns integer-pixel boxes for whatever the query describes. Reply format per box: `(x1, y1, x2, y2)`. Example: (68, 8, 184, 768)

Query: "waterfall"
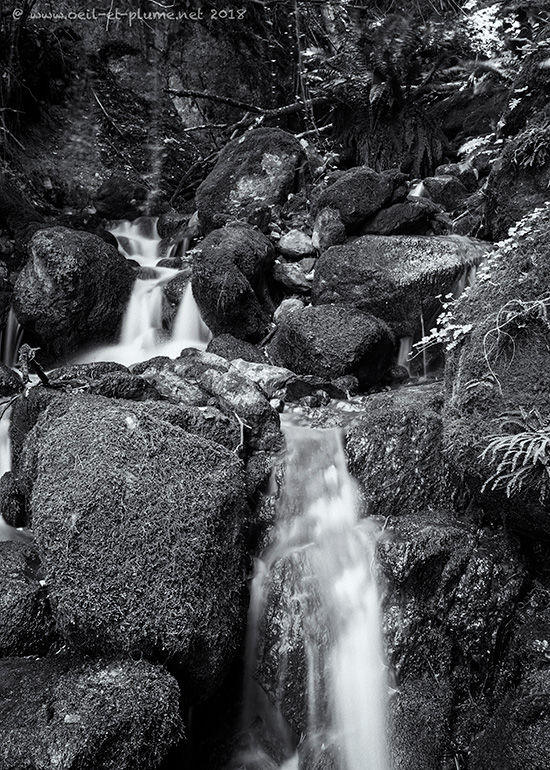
(0, 308, 23, 367)
(79, 217, 211, 366)
(397, 336, 413, 372)
(238, 420, 388, 769)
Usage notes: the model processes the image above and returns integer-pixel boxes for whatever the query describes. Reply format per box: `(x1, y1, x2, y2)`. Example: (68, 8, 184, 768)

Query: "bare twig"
(91, 88, 124, 136)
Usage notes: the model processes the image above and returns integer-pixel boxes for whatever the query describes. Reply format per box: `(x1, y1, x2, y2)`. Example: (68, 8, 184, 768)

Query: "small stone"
(278, 229, 315, 259)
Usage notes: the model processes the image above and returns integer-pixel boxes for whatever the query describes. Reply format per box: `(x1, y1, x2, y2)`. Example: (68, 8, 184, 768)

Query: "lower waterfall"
(237, 418, 389, 770)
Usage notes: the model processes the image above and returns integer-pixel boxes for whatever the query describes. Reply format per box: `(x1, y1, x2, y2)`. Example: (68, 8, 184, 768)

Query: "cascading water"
(238, 419, 388, 769)
(0, 308, 23, 367)
(80, 217, 210, 366)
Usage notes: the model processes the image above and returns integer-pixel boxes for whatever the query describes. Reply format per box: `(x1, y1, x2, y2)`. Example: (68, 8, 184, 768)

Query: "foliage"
(481, 408, 550, 500)
(413, 292, 474, 356)
(512, 116, 550, 168)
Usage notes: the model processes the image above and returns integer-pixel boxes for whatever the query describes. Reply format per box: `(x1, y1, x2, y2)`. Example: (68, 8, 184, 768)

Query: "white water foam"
(238, 421, 389, 769)
(79, 217, 210, 367)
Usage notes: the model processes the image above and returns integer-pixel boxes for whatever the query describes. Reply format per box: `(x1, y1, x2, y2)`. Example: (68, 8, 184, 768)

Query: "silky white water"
(239, 420, 388, 769)
(0, 308, 23, 367)
(79, 217, 210, 366)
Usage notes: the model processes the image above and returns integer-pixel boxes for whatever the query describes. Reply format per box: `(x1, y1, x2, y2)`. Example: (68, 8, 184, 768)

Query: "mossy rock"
(192, 224, 275, 342)
(268, 303, 395, 388)
(444, 203, 550, 536)
(24, 394, 248, 698)
(346, 383, 450, 517)
(13, 227, 134, 358)
(312, 234, 487, 337)
(0, 654, 182, 769)
(484, 115, 550, 240)
(0, 541, 53, 656)
(195, 128, 306, 233)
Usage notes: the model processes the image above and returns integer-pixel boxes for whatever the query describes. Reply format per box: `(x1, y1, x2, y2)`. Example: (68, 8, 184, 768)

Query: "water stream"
(79, 217, 210, 366)
(238, 420, 388, 769)
(0, 308, 23, 368)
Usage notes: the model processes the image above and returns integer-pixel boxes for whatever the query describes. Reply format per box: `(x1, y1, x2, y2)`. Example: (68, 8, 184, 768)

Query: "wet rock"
(157, 207, 191, 239)
(434, 162, 478, 192)
(0, 541, 53, 655)
(139, 351, 281, 453)
(163, 267, 192, 306)
(49, 361, 129, 383)
(0, 363, 23, 396)
(390, 678, 453, 770)
(93, 171, 147, 220)
(192, 224, 275, 342)
(277, 229, 315, 259)
(196, 128, 306, 232)
(13, 227, 134, 358)
(0, 654, 182, 769)
(157, 256, 183, 269)
(89, 372, 161, 401)
(24, 395, 248, 697)
(273, 297, 304, 324)
(485, 114, 550, 240)
(257, 548, 322, 736)
(359, 197, 441, 235)
(272, 260, 313, 293)
(444, 204, 550, 537)
(207, 334, 266, 364)
(230, 358, 347, 401)
(315, 167, 405, 228)
(421, 175, 468, 212)
(268, 304, 394, 388)
(379, 512, 526, 688)
(346, 383, 449, 517)
(312, 207, 347, 253)
(0, 472, 26, 528)
(312, 234, 487, 337)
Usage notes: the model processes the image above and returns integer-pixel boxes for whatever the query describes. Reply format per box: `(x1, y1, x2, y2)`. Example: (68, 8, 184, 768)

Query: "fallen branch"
(91, 88, 124, 136)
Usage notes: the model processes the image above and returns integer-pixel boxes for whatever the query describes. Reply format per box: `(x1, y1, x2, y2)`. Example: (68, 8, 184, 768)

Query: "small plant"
(413, 292, 474, 357)
(480, 407, 550, 500)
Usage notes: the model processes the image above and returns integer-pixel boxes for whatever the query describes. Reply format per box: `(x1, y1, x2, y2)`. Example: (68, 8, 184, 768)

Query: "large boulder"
(192, 224, 275, 342)
(0, 541, 53, 655)
(444, 203, 550, 537)
(421, 175, 468, 212)
(378, 512, 526, 689)
(312, 234, 487, 337)
(346, 383, 450, 517)
(0, 654, 182, 769)
(13, 227, 134, 358)
(315, 167, 405, 229)
(359, 196, 441, 236)
(195, 128, 306, 232)
(268, 303, 394, 387)
(24, 395, 248, 697)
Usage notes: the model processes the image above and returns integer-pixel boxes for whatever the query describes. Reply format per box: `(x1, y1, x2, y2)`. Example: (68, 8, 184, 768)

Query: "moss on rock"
(25, 394, 248, 698)
(346, 383, 450, 517)
(0, 541, 53, 655)
(0, 654, 182, 769)
(444, 203, 550, 536)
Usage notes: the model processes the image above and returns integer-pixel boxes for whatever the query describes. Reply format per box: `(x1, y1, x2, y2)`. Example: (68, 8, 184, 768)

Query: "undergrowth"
(481, 408, 550, 500)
